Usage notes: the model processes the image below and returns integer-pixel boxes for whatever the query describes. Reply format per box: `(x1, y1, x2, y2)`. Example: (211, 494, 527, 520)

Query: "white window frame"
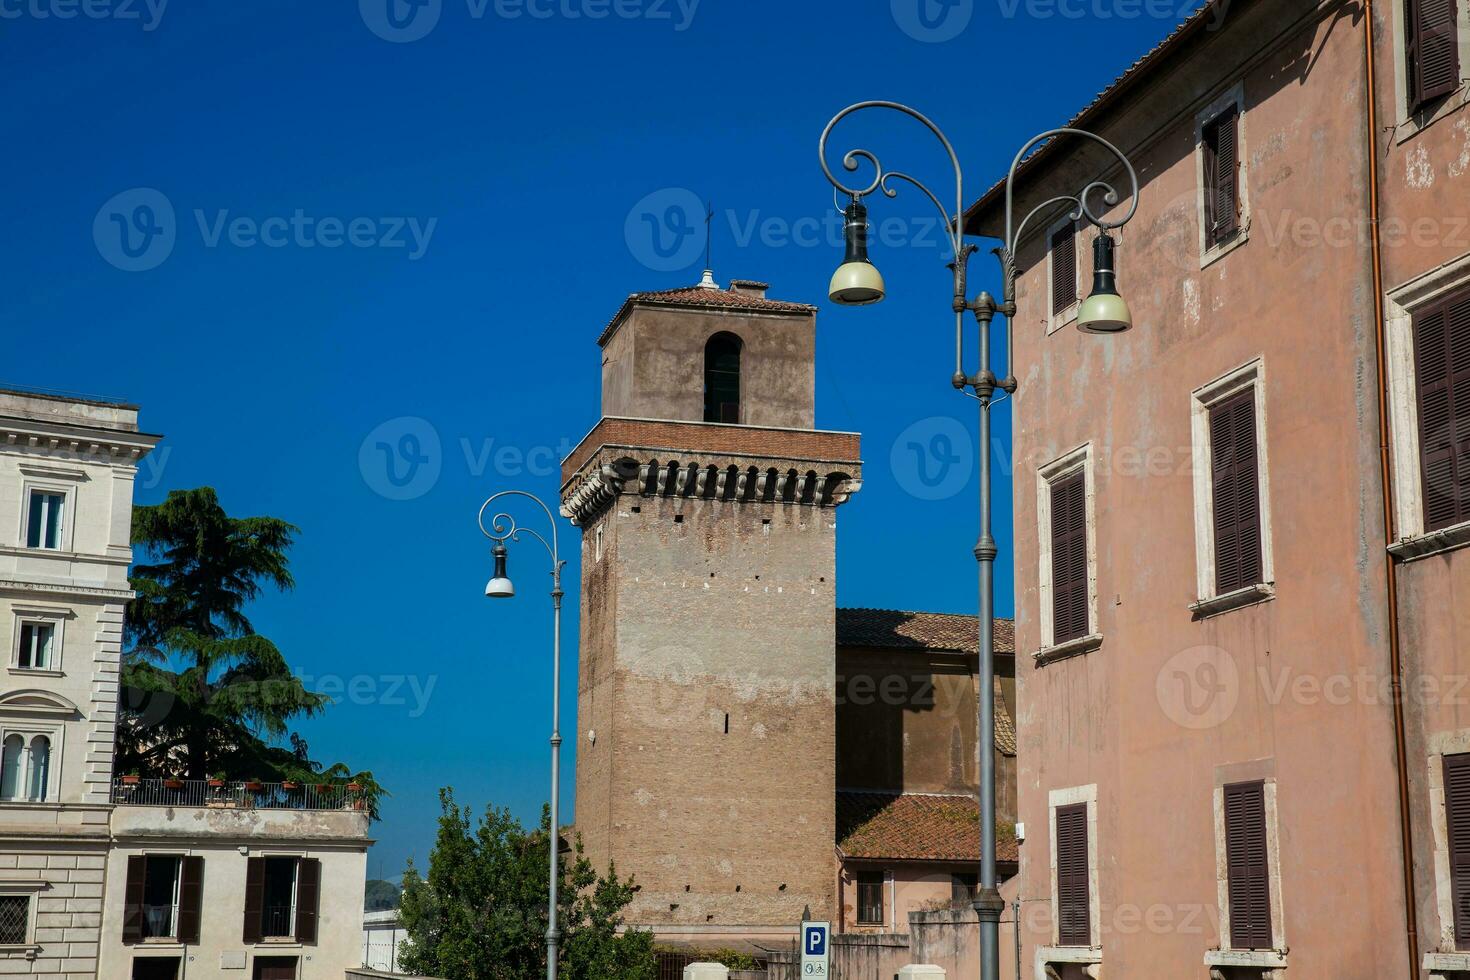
(1208, 776, 1287, 965)
(1046, 213, 1080, 334)
(18, 483, 74, 553)
(1046, 781, 1093, 952)
(0, 723, 62, 804)
(9, 606, 66, 674)
(1193, 82, 1251, 269)
(1387, 0, 1470, 139)
(0, 882, 44, 952)
(139, 853, 185, 942)
(1385, 251, 1470, 559)
(1189, 358, 1276, 612)
(1035, 443, 1102, 662)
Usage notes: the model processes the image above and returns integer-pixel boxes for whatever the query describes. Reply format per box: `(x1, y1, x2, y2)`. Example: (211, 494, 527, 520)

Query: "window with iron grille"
(950, 872, 978, 908)
(1413, 285, 1470, 533)
(1224, 780, 1272, 950)
(1406, 0, 1461, 113)
(1202, 105, 1240, 250)
(856, 872, 884, 926)
(1445, 753, 1470, 948)
(0, 895, 29, 945)
(1054, 803, 1090, 946)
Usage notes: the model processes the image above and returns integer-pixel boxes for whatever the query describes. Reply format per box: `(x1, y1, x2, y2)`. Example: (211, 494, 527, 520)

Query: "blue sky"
(2, 0, 1195, 878)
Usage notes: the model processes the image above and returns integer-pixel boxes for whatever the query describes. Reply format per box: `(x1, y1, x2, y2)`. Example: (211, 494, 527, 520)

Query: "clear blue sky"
(3, 0, 1195, 879)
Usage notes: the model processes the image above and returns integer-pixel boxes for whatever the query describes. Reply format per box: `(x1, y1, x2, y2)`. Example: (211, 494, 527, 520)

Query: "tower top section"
(597, 277, 818, 430)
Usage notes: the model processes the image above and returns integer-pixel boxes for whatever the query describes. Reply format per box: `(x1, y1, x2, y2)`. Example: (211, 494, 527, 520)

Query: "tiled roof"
(598, 281, 816, 346)
(837, 607, 1015, 655)
(837, 791, 1018, 864)
(962, 0, 1230, 233)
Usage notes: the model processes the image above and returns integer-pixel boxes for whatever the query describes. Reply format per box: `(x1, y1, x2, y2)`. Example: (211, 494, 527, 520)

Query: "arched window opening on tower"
(703, 332, 742, 423)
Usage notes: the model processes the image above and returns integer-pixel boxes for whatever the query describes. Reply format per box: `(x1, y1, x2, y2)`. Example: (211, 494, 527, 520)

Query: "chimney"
(696, 269, 720, 290)
(729, 279, 769, 299)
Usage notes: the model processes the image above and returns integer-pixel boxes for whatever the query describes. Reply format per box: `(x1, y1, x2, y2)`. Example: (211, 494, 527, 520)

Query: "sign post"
(800, 920, 830, 978)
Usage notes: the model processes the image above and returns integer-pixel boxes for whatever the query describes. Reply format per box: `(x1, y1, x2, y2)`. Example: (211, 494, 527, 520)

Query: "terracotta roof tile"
(599, 281, 816, 346)
(837, 791, 1018, 864)
(837, 607, 1015, 655)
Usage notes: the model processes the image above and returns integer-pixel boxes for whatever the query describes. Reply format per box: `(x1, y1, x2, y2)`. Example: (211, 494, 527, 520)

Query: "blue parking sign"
(800, 921, 829, 976)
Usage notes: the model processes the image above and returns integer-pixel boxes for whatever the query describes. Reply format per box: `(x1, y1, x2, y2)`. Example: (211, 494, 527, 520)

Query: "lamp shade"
(485, 543, 514, 598)
(1077, 233, 1131, 333)
(829, 198, 885, 306)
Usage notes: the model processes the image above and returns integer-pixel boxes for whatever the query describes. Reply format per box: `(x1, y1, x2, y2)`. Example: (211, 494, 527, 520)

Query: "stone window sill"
(1201, 224, 1249, 270)
(1047, 303, 1078, 336)
(0, 945, 39, 960)
(1032, 633, 1103, 667)
(1037, 946, 1101, 978)
(1189, 583, 1275, 619)
(1205, 948, 1287, 970)
(1394, 86, 1468, 145)
(1388, 520, 1470, 562)
(1425, 950, 1470, 973)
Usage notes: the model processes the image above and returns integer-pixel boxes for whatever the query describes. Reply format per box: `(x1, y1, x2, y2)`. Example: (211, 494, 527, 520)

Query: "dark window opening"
(1445, 754, 1470, 948)
(1224, 780, 1272, 950)
(1406, 0, 1461, 113)
(1055, 803, 1090, 946)
(856, 872, 884, 926)
(132, 958, 182, 980)
(140, 856, 182, 939)
(1050, 224, 1077, 313)
(0, 895, 27, 945)
(950, 873, 978, 909)
(1210, 389, 1263, 594)
(1413, 285, 1470, 532)
(1202, 105, 1241, 250)
(261, 858, 298, 939)
(703, 332, 742, 424)
(252, 956, 299, 980)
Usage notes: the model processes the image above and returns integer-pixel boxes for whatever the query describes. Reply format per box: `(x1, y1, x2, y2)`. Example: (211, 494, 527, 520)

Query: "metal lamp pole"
(478, 490, 566, 980)
(819, 102, 1139, 980)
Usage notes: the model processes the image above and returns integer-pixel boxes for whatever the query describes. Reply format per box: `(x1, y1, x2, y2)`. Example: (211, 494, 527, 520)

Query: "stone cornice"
(0, 416, 161, 465)
(0, 579, 134, 602)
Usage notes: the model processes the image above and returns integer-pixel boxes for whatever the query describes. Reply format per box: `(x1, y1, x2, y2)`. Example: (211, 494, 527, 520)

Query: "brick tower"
(560, 275, 862, 942)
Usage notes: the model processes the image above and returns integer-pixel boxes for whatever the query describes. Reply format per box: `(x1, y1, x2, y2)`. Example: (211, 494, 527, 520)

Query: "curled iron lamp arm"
(478, 489, 562, 572)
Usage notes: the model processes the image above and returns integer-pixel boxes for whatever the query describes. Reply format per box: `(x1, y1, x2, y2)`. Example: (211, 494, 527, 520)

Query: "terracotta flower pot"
(121, 775, 140, 786)
(162, 779, 184, 790)
(244, 780, 264, 792)
(282, 781, 301, 791)
(346, 782, 363, 792)
(208, 779, 225, 789)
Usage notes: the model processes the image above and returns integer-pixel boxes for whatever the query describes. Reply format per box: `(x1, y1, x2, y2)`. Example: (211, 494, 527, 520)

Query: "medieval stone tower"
(559, 275, 862, 940)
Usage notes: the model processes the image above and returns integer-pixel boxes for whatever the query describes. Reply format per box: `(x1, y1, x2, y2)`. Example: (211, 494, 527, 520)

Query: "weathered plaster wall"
(1007, 2, 1404, 975)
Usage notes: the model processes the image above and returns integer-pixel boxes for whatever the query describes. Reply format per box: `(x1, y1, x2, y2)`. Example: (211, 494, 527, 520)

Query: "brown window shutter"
(295, 858, 321, 944)
(1224, 780, 1273, 949)
(1051, 225, 1077, 312)
(1407, 0, 1461, 111)
(1211, 390, 1262, 594)
(176, 856, 204, 945)
(243, 857, 265, 944)
(1414, 288, 1470, 532)
(1055, 803, 1090, 946)
(1050, 472, 1088, 644)
(1203, 107, 1240, 248)
(1445, 754, 1470, 948)
(122, 855, 146, 945)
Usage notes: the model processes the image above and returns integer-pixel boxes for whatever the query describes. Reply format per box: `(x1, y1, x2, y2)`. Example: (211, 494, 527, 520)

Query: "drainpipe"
(1362, 0, 1420, 973)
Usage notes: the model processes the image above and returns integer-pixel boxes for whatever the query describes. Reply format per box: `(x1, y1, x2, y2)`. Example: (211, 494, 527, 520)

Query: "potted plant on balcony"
(162, 776, 184, 791)
(120, 771, 141, 787)
(282, 779, 301, 791)
(243, 777, 264, 792)
(207, 773, 226, 789)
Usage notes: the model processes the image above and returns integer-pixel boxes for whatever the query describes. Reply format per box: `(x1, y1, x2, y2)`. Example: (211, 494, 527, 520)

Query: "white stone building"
(0, 388, 373, 980)
(0, 389, 159, 978)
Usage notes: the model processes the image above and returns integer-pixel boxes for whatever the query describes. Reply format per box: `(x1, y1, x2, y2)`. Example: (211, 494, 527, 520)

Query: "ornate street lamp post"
(478, 490, 567, 980)
(819, 101, 1139, 980)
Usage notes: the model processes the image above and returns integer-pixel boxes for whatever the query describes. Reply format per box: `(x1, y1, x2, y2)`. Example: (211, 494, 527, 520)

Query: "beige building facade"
(961, 0, 1470, 975)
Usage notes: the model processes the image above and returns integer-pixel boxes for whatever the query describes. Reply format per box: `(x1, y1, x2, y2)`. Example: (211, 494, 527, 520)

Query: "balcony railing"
(111, 778, 366, 811)
(262, 904, 295, 939)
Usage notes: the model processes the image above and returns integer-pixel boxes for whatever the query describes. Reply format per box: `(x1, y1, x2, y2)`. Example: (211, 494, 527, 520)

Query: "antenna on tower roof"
(703, 199, 714, 273)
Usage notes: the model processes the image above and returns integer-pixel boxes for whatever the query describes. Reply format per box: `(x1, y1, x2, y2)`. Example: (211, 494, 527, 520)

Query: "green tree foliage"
(399, 789, 654, 980)
(119, 488, 378, 806)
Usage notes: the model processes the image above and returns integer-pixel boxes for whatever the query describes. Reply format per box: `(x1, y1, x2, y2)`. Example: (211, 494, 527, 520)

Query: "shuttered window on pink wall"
(1050, 472, 1088, 644)
(1413, 286, 1470, 532)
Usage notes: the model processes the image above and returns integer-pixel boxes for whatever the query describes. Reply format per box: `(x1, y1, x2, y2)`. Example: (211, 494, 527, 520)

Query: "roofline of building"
(597, 292, 817, 348)
(0, 383, 139, 411)
(961, 0, 1238, 237)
